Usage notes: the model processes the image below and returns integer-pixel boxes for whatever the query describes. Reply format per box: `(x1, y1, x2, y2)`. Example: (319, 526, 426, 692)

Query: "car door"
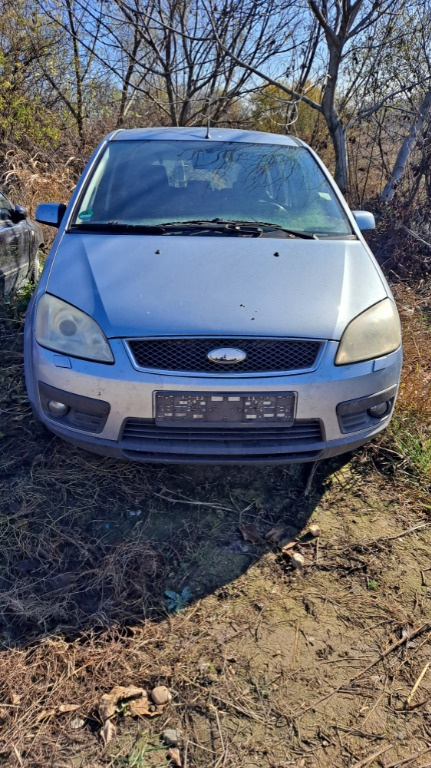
(0, 192, 30, 295)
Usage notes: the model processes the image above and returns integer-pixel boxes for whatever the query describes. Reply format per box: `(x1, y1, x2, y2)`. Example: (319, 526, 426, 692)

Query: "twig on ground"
(212, 704, 228, 768)
(360, 686, 388, 727)
(352, 744, 393, 767)
(287, 621, 299, 670)
(335, 522, 431, 554)
(386, 746, 431, 768)
(153, 489, 236, 513)
(12, 745, 23, 767)
(405, 661, 430, 708)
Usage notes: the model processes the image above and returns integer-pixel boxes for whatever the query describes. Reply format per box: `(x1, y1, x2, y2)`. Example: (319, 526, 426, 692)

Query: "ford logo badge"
(207, 347, 247, 364)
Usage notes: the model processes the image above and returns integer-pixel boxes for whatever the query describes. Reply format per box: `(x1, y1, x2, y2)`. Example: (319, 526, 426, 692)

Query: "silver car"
(24, 128, 402, 464)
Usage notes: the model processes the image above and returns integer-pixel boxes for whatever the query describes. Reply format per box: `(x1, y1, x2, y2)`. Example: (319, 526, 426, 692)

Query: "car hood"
(46, 233, 387, 340)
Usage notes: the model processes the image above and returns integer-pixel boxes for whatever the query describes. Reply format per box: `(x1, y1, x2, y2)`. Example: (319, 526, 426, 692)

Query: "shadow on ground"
(0, 408, 350, 645)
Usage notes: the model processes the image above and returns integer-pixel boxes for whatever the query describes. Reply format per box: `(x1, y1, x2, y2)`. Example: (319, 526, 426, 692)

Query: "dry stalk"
(405, 661, 431, 709)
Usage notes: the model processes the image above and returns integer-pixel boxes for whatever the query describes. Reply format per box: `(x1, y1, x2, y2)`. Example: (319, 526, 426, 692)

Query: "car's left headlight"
(35, 293, 114, 363)
(335, 298, 401, 365)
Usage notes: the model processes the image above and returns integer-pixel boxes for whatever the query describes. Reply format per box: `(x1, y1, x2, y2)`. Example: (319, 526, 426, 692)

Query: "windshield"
(72, 140, 353, 237)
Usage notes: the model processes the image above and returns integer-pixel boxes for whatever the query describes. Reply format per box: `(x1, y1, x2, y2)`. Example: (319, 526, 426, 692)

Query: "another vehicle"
(24, 128, 402, 464)
(0, 191, 43, 295)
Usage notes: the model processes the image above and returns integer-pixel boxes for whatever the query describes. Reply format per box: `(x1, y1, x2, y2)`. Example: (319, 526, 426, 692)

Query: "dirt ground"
(0, 297, 430, 768)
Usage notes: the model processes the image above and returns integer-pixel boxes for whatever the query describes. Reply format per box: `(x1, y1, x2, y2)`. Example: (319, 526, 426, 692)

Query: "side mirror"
(352, 210, 375, 231)
(12, 204, 28, 221)
(36, 202, 67, 228)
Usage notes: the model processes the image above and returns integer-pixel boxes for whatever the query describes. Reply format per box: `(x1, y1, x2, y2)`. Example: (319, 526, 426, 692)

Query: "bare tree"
(200, 0, 403, 193)
(35, 0, 113, 147)
(378, 2, 431, 202)
(35, 0, 302, 133)
(105, 0, 299, 128)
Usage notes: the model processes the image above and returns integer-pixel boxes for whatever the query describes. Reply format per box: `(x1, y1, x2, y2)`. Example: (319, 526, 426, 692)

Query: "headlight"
(335, 298, 401, 365)
(35, 294, 114, 363)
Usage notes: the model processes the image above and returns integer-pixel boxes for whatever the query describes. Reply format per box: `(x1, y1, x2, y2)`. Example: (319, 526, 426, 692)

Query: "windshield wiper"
(209, 219, 319, 239)
(159, 220, 263, 237)
(69, 219, 319, 239)
(69, 221, 166, 234)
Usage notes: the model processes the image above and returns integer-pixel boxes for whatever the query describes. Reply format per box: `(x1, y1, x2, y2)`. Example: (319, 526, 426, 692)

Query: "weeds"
(391, 415, 431, 477)
(7, 280, 36, 313)
(113, 738, 166, 768)
(164, 587, 192, 613)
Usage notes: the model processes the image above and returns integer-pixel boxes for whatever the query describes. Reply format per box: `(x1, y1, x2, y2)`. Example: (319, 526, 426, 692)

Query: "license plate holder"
(155, 392, 296, 426)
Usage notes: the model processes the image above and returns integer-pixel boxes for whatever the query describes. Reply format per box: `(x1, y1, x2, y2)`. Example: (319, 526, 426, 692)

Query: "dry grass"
(0, 279, 430, 767)
(369, 283, 431, 491)
(3, 146, 78, 214)
(394, 284, 431, 423)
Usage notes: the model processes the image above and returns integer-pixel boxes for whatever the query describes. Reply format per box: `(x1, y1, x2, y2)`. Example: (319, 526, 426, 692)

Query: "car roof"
(111, 127, 302, 146)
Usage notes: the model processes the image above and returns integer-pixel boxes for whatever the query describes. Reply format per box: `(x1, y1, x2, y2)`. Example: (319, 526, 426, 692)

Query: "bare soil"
(0, 298, 430, 768)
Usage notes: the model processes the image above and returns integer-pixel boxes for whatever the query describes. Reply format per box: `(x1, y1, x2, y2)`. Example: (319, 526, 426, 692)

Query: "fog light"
(368, 401, 390, 419)
(47, 400, 69, 417)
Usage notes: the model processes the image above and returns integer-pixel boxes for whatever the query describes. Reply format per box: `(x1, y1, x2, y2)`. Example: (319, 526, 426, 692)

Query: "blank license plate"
(155, 392, 296, 425)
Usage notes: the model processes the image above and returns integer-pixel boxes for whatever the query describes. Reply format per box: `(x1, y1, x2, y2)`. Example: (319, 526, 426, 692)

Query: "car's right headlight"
(35, 293, 114, 363)
(335, 298, 401, 365)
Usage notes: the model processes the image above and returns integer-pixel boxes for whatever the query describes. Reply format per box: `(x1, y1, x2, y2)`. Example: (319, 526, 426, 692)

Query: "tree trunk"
(380, 86, 431, 203)
(329, 116, 348, 193)
(320, 41, 349, 193)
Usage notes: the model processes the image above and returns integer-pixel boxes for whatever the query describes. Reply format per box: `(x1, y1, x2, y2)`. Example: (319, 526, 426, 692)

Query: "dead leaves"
(58, 703, 81, 714)
(33, 683, 175, 748)
(238, 523, 261, 543)
(308, 524, 321, 538)
(99, 685, 145, 721)
(280, 540, 297, 553)
(290, 552, 305, 569)
(97, 684, 173, 745)
(35, 703, 81, 723)
(167, 747, 182, 766)
(129, 691, 163, 718)
(268, 521, 322, 570)
(237, 519, 322, 572)
(100, 718, 116, 746)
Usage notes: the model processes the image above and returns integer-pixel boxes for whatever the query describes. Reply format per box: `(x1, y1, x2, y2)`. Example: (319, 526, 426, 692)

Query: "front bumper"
(25, 335, 402, 464)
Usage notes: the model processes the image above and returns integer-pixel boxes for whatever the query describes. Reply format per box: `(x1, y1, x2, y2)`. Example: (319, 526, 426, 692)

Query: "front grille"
(121, 419, 323, 458)
(127, 338, 322, 374)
